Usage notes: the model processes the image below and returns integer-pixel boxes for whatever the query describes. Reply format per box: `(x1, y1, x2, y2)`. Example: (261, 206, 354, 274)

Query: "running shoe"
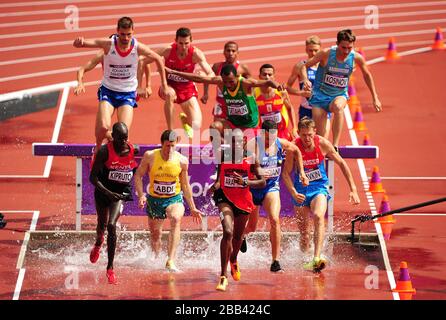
(240, 237, 247, 253)
(216, 276, 228, 291)
(89, 235, 104, 263)
(166, 259, 180, 273)
(270, 260, 283, 273)
(230, 261, 241, 281)
(303, 257, 327, 273)
(106, 269, 117, 285)
(179, 112, 193, 139)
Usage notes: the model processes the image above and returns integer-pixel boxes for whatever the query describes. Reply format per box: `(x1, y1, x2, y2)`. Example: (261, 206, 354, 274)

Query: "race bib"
(323, 74, 348, 88)
(261, 112, 282, 124)
(224, 175, 247, 188)
(153, 180, 176, 195)
(228, 105, 249, 116)
(109, 64, 132, 80)
(305, 168, 322, 181)
(167, 73, 189, 83)
(260, 166, 281, 178)
(108, 170, 133, 183)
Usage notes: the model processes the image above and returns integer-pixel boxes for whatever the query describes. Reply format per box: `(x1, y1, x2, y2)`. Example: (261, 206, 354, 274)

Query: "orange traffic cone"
(348, 80, 360, 108)
(385, 37, 400, 60)
(432, 27, 445, 50)
(363, 133, 371, 146)
(353, 105, 367, 131)
(377, 194, 396, 240)
(369, 166, 385, 193)
(392, 262, 416, 300)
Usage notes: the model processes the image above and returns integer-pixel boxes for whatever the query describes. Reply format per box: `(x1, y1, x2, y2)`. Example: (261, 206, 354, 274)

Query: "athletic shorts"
(250, 183, 280, 206)
(146, 193, 183, 220)
(309, 89, 348, 113)
(97, 85, 138, 108)
(212, 188, 250, 216)
(160, 85, 198, 104)
(94, 188, 132, 208)
(291, 183, 331, 207)
(299, 106, 332, 120)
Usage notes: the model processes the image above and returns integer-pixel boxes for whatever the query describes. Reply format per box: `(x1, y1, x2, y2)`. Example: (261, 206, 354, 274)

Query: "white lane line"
(0, 0, 392, 18)
(380, 176, 446, 180)
(394, 214, 446, 216)
(0, 34, 442, 84)
(2, 8, 445, 51)
(11, 210, 39, 300)
(12, 268, 26, 300)
(0, 0, 109, 8)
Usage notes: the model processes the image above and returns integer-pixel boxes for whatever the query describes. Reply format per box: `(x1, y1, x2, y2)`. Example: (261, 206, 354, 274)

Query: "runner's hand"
(138, 195, 147, 209)
(373, 97, 382, 112)
(200, 93, 209, 104)
(73, 37, 84, 48)
(146, 86, 152, 98)
(292, 190, 306, 204)
(303, 79, 312, 91)
(232, 172, 246, 186)
(137, 87, 148, 99)
(349, 191, 360, 205)
(299, 173, 310, 187)
(191, 208, 204, 224)
(74, 83, 85, 96)
(106, 190, 124, 202)
(209, 181, 220, 194)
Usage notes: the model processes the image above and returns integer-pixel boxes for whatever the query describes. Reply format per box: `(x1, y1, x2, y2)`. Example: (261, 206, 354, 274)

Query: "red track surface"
(1, 0, 445, 300)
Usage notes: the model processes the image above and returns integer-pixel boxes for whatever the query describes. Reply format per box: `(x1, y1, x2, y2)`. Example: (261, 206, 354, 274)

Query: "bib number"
(323, 74, 348, 88)
(154, 180, 176, 195)
(108, 171, 133, 183)
(305, 168, 322, 182)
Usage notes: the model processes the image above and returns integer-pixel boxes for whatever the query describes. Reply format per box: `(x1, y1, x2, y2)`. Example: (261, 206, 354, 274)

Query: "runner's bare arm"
(73, 37, 111, 50)
(247, 157, 267, 189)
(75, 50, 104, 96)
(202, 63, 220, 104)
(281, 90, 299, 138)
(285, 62, 312, 97)
(355, 53, 382, 112)
(166, 67, 223, 85)
(137, 57, 152, 98)
(320, 137, 360, 204)
(179, 156, 203, 223)
(134, 151, 153, 209)
(244, 78, 283, 91)
(279, 139, 309, 186)
(138, 43, 168, 92)
(301, 49, 328, 90)
(239, 63, 252, 78)
(281, 150, 306, 203)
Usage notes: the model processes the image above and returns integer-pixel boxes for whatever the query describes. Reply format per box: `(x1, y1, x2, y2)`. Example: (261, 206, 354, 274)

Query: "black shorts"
(94, 189, 132, 208)
(212, 188, 250, 216)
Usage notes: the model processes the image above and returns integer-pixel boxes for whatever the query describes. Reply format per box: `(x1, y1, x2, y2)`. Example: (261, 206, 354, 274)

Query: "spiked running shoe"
(166, 260, 180, 273)
(179, 112, 193, 139)
(303, 257, 327, 273)
(230, 261, 241, 281)
(106, 269, 117, 285)
(89, 235, 104, 263)
(270, 260, 284, 273)
(216, 276, 229, 291)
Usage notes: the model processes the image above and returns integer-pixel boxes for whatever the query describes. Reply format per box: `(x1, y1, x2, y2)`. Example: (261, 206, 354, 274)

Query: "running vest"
(102, 35, 139, 92)
(222, 76, 259, 128)
(299, 60, 318, 109)
(314, 46, 355, 96)
(294, 135, 329, 186)
(256, 137, 284, 188)
(165, 42, 197, 91)
(98, 142, 138, 194)
(254, 87, 290, 131)
(149, 149, 182, 198)
(219, 156, 255, 213)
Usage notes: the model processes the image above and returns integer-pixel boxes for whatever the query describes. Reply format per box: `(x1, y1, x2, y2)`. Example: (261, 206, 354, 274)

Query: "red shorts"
(160, 84, 198, 104)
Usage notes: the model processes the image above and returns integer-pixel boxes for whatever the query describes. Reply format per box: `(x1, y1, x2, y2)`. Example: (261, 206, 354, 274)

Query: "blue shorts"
(309, 89, 348, 113)
(299, 106, 332, 120)
(97, 85, 138, 108)
(292, 183, 331, 207)
(250, 183, 280, 206)
(146, 193, 183, 219)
